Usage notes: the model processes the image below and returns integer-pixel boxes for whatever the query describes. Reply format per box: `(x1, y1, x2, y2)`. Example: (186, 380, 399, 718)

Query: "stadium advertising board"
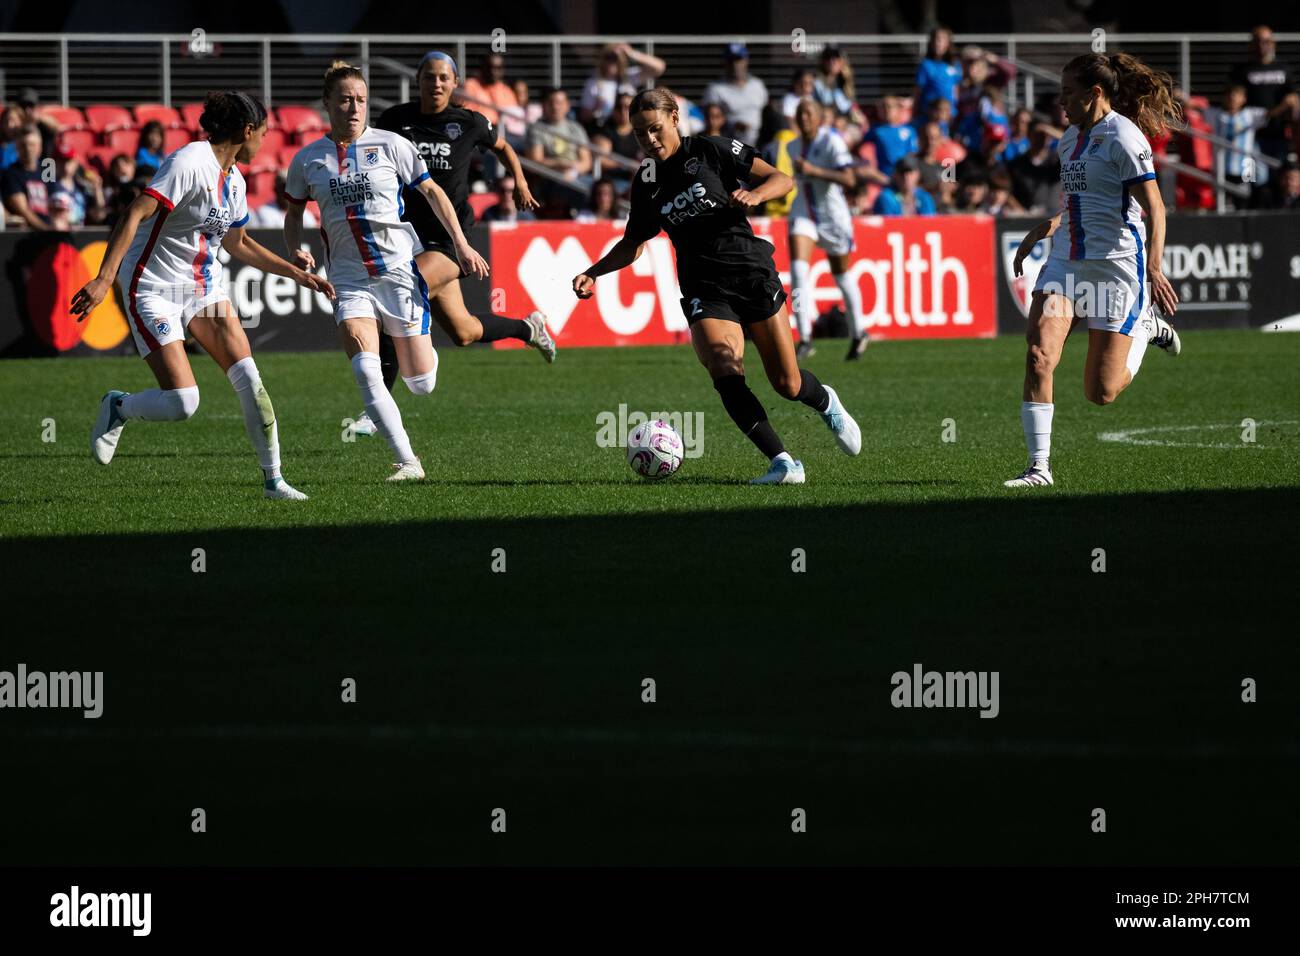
(488, 215, 998, 348)
(995, 213, 1300, 335)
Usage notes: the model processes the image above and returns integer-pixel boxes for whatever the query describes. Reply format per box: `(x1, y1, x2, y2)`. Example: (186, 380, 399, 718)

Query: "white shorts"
(1033, 254, 1149, 335)
(789, 214, 855, 257)
(122, 281, 229, 358)
(333, 264, 431, 338)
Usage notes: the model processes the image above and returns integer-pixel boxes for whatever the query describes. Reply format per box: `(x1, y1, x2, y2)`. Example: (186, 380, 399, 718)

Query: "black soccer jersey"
(623, 134, 778, 287)
(375, 102, 497, 244)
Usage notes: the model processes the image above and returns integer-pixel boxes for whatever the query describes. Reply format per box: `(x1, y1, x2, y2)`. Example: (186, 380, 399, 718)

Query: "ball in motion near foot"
(627, 420, 684, 480)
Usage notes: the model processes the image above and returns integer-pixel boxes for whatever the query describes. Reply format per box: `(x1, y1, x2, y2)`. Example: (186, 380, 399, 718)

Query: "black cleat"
(796, 340, 816, 361)
(845, 334, 869, 361)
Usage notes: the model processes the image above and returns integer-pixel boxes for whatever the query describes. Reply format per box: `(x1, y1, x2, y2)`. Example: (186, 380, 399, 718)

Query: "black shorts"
(417, 239, 466, 278)
(679, 270, 788, 326)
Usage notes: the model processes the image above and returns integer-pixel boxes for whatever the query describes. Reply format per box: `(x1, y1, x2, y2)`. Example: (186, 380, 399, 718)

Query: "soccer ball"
(627, 420, 684, 480)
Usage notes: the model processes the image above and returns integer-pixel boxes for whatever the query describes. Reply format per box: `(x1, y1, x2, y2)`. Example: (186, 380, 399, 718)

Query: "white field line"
(1097, 420, 1298, 449)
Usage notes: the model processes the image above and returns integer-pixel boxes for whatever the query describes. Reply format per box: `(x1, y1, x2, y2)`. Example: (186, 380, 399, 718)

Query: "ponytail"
(198, 90, 268, 143)
(1064, 52, 1182, 139)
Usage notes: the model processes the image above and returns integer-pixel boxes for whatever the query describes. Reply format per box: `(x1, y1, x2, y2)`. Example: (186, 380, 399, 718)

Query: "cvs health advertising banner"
(488, 215, 997, 348)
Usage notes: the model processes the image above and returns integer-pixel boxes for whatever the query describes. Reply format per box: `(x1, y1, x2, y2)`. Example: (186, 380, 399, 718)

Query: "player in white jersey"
(283, 61, 489, 482)
(71, 92, 334, 500)
(1006, 53, 1183, 488)
(786, 99, 869, 361)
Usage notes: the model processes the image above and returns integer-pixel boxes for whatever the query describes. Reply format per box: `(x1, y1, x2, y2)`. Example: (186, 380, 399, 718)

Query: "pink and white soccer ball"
(627, 419, 684, 480)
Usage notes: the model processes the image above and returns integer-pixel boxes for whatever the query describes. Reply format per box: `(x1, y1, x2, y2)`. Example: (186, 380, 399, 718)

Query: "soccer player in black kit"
(351, 50, 555, 437)
(573, 88, 861, 484)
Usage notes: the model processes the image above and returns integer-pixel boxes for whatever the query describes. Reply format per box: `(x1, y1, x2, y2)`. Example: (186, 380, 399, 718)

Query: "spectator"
(916, 121, 961, 192)
(1007, 121, 1061, 214)
(955, 172, 988, 212)
(592, 91, 642, 163)
(50, 144, 105, 225)
(1204, 83, 1298, 209)
(1230, 24, 1294, 191)
(574, 176, 621, 223)
(702, 43, 769, 143)
(704, 101, 730, 138)
(1, 105, 28, 169)
(1273, 161, 1300, 209)
(782, 69, 818, 121)
(580, 43, 665, 130)
(865, 96, 919, 176)
(482, 175, 536, 223)
(526, 88, 592, 180)
(136, 120, 165, 174)
(102, 153, 137, 206)
(932, 177, 959, 214)
(249, 171, 319, 228)
(872, 155, 935, 215)
(462, 53, 520, 129)
(673, 92, 706, 136)
(1, 125, 52, 229)
(913, 97, 954, 139)
(760, 121, 799, 217)
(10, 88, 59, 157)
(999, 109, 1034, 163)
(814, 45, 865, 129)
(914, 27, 963, 115)
(984, 168, 1024, 216)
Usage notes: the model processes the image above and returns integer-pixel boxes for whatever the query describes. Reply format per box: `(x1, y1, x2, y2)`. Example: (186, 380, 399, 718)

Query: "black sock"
(378, 330, 399, 393)
(795, 368, 831, 413)
(478, 314, 532, 343)
(713, 374, 786, 459)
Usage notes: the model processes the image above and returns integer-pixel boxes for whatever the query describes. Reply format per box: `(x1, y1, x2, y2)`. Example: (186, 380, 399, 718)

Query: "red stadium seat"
(134, 104, 182, 129)
(104, 128, 139, 153)
(277, 143, 302, 170)
(58, 129, 97, 160)
(83, 104, 134, 133)
(163, 127, 193, 153)
(468, 193, 498, 218)
(180, 102, 206, 133)
(276, 105, 326, 135)
(36, 106, 88, 130)
(256, 128, 287, 160)
(245, 168, 278, 211)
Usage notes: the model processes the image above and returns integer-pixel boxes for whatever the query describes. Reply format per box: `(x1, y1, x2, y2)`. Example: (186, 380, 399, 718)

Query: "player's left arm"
(730, 155, 795, 209)
(1132, 178, 1177, 317)
(413, 177, 489, 279)
(490, 130, 539, 211)
(221, 226, 335, 298)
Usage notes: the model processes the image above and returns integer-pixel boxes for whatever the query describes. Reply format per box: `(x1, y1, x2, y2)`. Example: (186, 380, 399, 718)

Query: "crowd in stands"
(3, 26, 1298, 233)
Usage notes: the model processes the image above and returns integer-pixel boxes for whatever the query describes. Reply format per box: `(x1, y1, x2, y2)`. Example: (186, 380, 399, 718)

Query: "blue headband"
(419, 51, 459, 79)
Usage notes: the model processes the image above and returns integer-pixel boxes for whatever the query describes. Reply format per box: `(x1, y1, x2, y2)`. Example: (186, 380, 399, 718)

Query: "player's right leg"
(1005, 290, 1073, 488)
(92, 291, 200, 464)
(788, 230, 817, 361)
(689, 315, 802, 485)
(826, 249, 868, 361)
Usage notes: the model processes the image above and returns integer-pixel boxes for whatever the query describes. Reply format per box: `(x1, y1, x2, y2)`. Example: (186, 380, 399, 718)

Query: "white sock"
(352, 351, 416, 464)
(119, 387, 200, 422)
(1020, 401, 1053, 469)
(790, 258, 814, 341)
(226, 357, 281, 481)
(1125, 318, 1150, 381)
(832, 269, 865, 337)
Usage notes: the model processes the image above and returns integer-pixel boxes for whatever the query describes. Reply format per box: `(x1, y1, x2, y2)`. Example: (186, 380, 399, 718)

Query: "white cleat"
(91, 390, 129, 464)
(264, 477, 309, 500)
(350, 412, 378, 437)
(1003, 463, 1054, 488)
(750, 454, 806, 485)
(526, 311, 557, 364)
(820, 385, 862, 456)
(387, 458, 426, 482)
(1146, 312, 1181, 357)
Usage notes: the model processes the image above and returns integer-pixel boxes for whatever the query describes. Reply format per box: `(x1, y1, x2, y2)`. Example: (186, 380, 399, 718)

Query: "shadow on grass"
(1, 487, 1296, 865)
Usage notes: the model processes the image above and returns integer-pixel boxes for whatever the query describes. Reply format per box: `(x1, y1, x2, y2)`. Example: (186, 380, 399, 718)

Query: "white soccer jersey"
(118, 141, 249, 302)
(285, 127, 431, 286)
(1053, 111, 1155, 261)
(788, 126, 854, 227)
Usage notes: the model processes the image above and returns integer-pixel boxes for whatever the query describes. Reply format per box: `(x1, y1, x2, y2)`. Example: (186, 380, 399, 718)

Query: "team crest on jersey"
(1002, 231, 1053, 318)
(154, 321, 171, 337)
(1088, 137, 1104, 155)
(445, 122, 462, 141)
(684, 157, 700, 175)
(362, 146, 380, 167)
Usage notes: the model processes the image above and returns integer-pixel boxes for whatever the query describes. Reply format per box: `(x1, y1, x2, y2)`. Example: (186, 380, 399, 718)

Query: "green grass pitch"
(1, 330, 1297, 864)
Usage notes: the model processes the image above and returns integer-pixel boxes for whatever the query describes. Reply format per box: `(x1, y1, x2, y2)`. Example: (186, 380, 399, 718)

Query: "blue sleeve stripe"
(232, 214, 249, 228)
(411, 171, 431, 187)
(1123, 172, 1156, 186)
